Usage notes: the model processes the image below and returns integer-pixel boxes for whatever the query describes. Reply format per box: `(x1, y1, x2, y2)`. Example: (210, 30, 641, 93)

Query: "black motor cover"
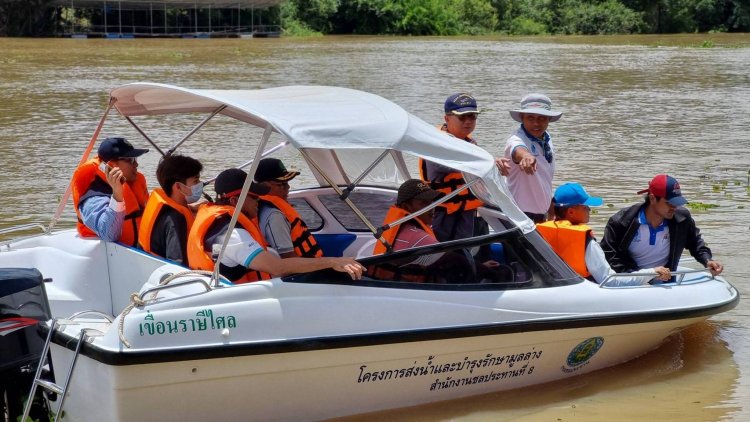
(0, 268, 52, 420)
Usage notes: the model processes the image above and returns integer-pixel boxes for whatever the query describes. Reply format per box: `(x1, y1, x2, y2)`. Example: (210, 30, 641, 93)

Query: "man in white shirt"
(188, 168, 364, 283)
(503, 93, 561, 223)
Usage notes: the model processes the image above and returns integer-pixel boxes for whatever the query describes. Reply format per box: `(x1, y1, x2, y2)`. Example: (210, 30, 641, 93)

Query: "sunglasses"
(116, 157, 138, 165)
(455, 114, 478, 122)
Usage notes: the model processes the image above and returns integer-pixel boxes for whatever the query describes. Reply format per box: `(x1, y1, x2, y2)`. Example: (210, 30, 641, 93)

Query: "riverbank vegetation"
(1, 0, 749, 36)
(281, 0, 750, 36)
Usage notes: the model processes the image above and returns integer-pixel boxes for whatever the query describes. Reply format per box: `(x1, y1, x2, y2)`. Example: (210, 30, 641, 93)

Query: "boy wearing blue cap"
(538, 182, 671, 285)
(601, 174, 723, 277)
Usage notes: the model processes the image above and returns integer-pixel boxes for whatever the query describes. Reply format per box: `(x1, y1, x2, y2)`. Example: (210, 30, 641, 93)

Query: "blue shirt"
(79, 195, 125, 242)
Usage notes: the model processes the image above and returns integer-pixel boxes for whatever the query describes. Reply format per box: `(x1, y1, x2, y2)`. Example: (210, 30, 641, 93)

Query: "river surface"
(1, 34, 749, 421)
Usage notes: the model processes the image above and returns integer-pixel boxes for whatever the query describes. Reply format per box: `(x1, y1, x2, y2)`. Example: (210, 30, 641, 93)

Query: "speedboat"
(0, 83, 738, 421)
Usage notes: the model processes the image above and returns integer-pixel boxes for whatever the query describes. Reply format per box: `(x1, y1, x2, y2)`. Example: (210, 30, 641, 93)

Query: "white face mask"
(182, 182, 204, 203)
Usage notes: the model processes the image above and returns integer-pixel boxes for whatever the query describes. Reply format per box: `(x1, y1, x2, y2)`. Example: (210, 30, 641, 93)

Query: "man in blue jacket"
(600, 174, 723, 276)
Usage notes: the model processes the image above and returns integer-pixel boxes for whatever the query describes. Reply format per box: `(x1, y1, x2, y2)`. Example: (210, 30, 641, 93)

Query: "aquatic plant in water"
(687, 202, 718, 211)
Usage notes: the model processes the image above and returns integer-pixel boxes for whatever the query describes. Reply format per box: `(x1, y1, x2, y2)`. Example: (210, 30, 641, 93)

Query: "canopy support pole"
(166, 105, 227, 156)
(212, 124, 273, 286)
(338, 149, 390, 200)
(377, 178, 481, 238)
(204, 141, 288, 185)
(298, 148, 385, 244)
(123, 116, 166, 156)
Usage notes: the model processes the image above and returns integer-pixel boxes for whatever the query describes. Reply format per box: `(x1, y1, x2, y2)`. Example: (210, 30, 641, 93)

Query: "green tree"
(452, 0, 499, 34)
(0, 0, 59, 36)
(558, 0, 644, 34)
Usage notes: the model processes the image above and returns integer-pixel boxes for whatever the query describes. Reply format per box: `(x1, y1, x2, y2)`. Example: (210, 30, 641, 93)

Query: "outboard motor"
(0, 268, 52, 421)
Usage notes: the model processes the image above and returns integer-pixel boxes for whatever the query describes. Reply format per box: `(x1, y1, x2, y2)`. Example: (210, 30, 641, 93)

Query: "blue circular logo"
(566, 337, 604, 367)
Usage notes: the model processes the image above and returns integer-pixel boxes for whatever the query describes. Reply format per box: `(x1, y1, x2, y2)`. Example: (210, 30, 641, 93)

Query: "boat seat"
(314, 233, 357, 257)
(490, 243, 506, 264)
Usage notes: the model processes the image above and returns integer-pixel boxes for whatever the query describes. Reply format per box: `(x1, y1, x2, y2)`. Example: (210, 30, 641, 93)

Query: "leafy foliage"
(2, 0, 749, 36)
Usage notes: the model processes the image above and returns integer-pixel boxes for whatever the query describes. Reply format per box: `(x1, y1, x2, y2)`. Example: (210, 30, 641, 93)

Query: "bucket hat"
(509, 93, 562, 123)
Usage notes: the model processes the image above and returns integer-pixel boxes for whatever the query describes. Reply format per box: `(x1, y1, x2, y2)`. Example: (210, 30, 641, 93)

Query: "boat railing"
(0, 223, 49, 246)
(138, 277, 213, 302)
(600, 268, 715, 288)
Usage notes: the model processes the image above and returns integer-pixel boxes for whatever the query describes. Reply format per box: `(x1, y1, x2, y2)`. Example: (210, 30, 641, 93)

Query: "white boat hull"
(49, 316, 703, 421)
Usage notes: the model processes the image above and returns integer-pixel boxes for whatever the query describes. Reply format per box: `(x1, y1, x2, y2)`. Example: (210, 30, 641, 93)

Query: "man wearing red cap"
(600, 175, 723, 277)
(538, 182, 670, 285)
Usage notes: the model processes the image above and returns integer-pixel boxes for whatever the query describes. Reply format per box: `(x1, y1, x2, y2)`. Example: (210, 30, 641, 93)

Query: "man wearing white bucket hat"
(503, 93, 562, 223)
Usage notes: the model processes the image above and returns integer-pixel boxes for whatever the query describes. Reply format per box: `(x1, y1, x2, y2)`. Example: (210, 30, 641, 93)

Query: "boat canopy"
(108, 83, 534, 231)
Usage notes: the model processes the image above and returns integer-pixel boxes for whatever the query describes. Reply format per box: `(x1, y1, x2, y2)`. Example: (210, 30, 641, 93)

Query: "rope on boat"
(117, 270, 215, 348)
(118, 293, 147, 348)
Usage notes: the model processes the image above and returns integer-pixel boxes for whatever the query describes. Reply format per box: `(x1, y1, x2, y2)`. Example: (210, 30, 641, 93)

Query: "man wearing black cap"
(371, 179, 502, 283)
(187, 168, 364, 283)
(418, 93, 489, 242)
(601, 174, 723, 276)
(255, 158, 323, 258)
(71, 136, 149, 245)
(373, 179, 442, 256)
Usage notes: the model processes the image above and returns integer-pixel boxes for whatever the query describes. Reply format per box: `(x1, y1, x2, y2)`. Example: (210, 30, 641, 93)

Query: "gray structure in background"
(51, 0, 284, 38)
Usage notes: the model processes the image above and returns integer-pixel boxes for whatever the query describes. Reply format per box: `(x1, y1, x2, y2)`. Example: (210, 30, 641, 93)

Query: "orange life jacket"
(373, 205, 436, 255)
(417, 125, 482, 215)
(259, 195, 323, 258)
(71, 158, 149, 246)
(187, 204, 271, 283)
(368, 205, 438, 283)
(536, 220, 593, 278)
(138, 188, 195, 263)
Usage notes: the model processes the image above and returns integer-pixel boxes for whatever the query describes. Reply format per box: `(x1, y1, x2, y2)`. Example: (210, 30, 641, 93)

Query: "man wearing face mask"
(139, 154, 204, 266)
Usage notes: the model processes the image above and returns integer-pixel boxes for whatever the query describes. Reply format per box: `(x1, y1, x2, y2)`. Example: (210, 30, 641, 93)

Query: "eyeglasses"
(455, 114, 478, 122)
(117, 157, 138, 165)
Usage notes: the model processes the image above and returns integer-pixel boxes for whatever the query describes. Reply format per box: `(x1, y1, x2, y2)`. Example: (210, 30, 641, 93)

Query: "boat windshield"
(285, 219, 581, 290)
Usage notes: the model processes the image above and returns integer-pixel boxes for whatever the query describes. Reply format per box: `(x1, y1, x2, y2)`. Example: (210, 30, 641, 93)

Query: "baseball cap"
(97, 137, 149, 162)
(214, 168, 270, 199)
(444, 93, 479, 115)
(255, 158, 300, 183)
(636, 174, 688, 206)
(553, 182, 603, 207)
(509, 93, 563, 123)
(397, 179, 442, 204)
